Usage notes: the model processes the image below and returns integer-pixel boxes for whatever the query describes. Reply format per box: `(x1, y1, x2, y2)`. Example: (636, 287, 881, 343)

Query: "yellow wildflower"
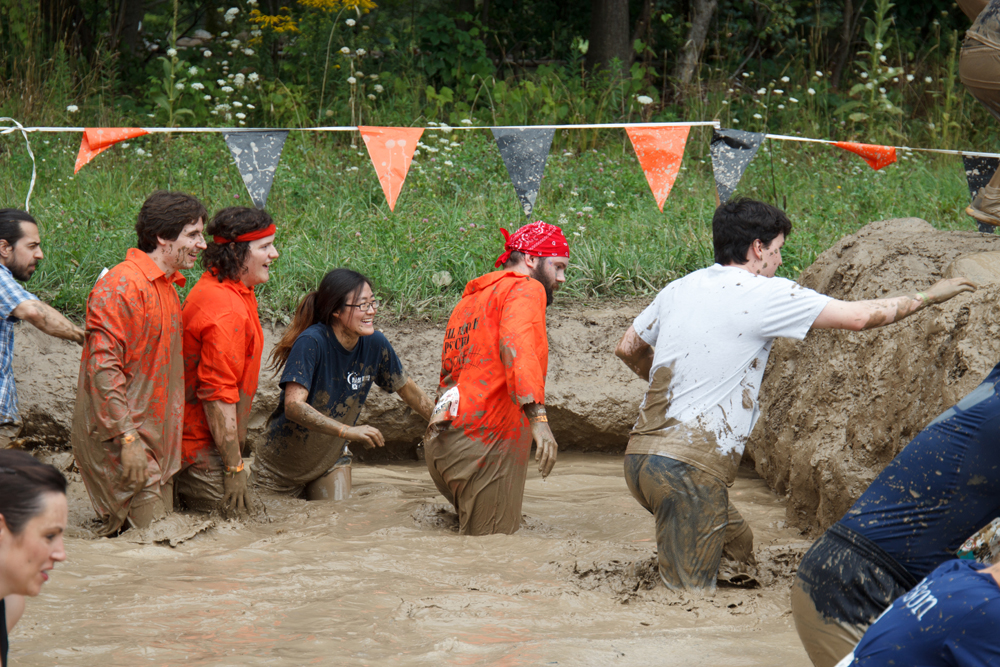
(296, 0, 376, 13)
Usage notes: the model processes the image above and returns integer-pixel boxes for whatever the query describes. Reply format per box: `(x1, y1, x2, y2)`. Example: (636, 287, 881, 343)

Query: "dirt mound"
(746, 217, 1000, 532)
(12, 302, 649, 460)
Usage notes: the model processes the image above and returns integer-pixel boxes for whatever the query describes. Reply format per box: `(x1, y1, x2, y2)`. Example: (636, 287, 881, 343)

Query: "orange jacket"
(181, 271, 263, 462)
(71, 248, 186, 526)
(439, 270, 548, 450)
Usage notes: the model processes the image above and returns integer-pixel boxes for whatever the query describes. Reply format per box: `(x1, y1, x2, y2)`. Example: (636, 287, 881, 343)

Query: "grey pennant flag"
(710, 128, 765, 205)
(492, 127, 555, 218)
(223, 130, 289, 209)
(963, 155, 999, 233)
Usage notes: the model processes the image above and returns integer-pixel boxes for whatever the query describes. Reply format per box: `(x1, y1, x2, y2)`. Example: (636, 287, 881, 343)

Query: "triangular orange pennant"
(74, 127, 149, 173)
(359, 126, 424, 211)
(832, 141, 896, 171)
(626, 126, 691, 211)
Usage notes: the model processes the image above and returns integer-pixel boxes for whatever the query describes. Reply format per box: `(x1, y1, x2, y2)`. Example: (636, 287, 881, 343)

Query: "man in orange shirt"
(175, 207, 278, 516)
(72, 191, 208, 536)
(424, 221, 569, 535)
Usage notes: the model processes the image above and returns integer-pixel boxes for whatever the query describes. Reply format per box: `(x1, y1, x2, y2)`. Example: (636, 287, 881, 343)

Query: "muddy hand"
(118, 430, 148, 491)
(345, 424, 385, 449)
(530, 420, 558, 478)
(925, 277, 977, 304)
(222, 468, 251, 518)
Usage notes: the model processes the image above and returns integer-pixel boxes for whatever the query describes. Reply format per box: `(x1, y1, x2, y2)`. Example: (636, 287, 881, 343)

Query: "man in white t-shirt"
(615, 198, 976, 592)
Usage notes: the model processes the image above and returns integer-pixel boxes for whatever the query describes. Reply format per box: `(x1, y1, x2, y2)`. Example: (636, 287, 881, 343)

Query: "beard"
(8, 258, 36, 282)
(529, 264, 555, 306)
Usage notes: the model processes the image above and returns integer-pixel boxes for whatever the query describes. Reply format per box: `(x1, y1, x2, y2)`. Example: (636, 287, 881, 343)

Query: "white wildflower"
(774, 89, 783, 95)
(875, 42, 883, 50)
(191, 82, 205, 90)
(461, 118, 472, 125)
(374, 84, 384, 93)
(247, 104, 255, 109)
(224, 7, 239, 23)
(636, 95, 653, 105)
(167, 47, 177, 57)
(217, 79, 225, 85)
(188, 66, 199, 76)
(203, 50, 212, 57)
(243, 48, 254, 56)
(346, 18, 356, 26)
(860, 72, 868, 79)
(355, 71, 364, 77)
(221, 32, 229, 38)
(582, 206, 594, 212)
(808, 87, 816, 95)
(340, 46, 350, 54)
(815, 70, 823, 77)
(907, 74, 915, 82)
(229, 39, 241, 48)
(753, 113, 762, 119)
(203, 94, 212, 101)
(234, 73, 246, 87)
(355, 48, 366, 56)
(756, 87, 767, 95)
(925, 76, 933, 83)
(444, 160, 454, 166)
(777, 104, 785, 109)
(879, 55, 887, 62)
(347, 76, 357, 84)
(175, 82, 185, 90)
(369, 73, 378, 80)
(233, 100, 243, 107)
(367, 94, 375, 100)
(741, 72, 750, 78)
(248, 72, 259, 82)
(136, 147, 146, 156)
(221, 85, 234, 93)
(781, 76, 790, 83)
(236, 112, 246, 119)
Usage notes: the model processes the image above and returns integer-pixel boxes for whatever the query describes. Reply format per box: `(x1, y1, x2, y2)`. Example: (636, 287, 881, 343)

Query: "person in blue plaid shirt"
(0, 209, 85, 448)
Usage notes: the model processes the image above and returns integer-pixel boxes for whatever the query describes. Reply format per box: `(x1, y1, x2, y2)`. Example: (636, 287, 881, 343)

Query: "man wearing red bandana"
(423, 221, 569, 535)
(174, 207, 278, 516)
(73, 191, 208, 535)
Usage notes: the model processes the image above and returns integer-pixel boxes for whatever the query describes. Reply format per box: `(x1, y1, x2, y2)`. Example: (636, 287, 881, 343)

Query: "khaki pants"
(790, 577, 865, 667)
(0, 422, 22, 449)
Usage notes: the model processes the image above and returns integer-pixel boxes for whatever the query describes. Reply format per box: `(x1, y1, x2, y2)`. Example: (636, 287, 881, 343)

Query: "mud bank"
(12, 454, 813, 666)
(746, 218, 1000, 532)
(12, 303, 650, 460)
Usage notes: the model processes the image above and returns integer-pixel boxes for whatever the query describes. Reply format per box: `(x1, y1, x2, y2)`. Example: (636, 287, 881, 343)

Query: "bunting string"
(0, 118, 38, 212)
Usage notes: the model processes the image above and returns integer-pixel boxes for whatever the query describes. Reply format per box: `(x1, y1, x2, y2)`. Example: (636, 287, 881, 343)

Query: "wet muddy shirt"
(839, 360, 1000, 581)
(71, 249, 186, 515)
(181, 271, 264, 463)
(255, 325, 406, 491)
(848, 560, 1000, 667)
(626, 264, 831, 485)
(437, 270, 548, 457)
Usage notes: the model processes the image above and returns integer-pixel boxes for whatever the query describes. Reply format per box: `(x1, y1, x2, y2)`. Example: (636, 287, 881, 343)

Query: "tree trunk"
(117, 0, 146, 56)
(585, 0, 630, 73)
(672, 0, 718, 85)
(630, 0, 653, 65)
(831, 0, 867, 88)
(39, 0, 93, 55)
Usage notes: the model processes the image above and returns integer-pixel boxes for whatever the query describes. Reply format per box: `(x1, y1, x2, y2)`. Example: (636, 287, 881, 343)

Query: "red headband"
(494, 221, 570, 268)
(213, 223, 277, 245)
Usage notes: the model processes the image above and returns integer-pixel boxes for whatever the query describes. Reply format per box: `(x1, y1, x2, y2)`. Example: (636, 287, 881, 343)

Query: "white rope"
(765, 132, 1000, 159)
(15, 120, 720, 133)
(0, 118, 38, 211)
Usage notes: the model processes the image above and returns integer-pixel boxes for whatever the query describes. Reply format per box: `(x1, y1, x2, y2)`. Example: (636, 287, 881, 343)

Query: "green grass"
(0, 125, 984, 323)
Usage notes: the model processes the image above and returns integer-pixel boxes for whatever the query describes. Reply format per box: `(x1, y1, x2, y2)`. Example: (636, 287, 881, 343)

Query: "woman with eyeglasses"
(252, 268, 433, 500)
(0, 449, 68, 667)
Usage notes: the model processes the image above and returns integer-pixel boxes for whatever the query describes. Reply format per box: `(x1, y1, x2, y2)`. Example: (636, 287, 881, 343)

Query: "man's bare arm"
(396, 378, 434, 421)
(523, 402, 557, 477)
(284, 382, 385, 448)
(812, 277, 976, 331)
(11, 300, 84, 344)
(202, 400, 242, 468)
(615, 325, 654, 381)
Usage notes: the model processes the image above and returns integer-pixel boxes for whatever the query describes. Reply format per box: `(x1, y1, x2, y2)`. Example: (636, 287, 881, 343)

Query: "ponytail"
(269, 290, 319, 371)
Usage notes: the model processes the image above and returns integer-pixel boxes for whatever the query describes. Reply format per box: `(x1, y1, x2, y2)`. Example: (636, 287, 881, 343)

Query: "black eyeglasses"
(345, 300, 380, 313)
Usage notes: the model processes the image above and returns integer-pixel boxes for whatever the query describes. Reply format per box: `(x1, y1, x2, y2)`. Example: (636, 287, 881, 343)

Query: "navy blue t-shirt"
(849, 560, 1000, 667)
(839, 360, 1000, 580)
(253, 324, 406, 493)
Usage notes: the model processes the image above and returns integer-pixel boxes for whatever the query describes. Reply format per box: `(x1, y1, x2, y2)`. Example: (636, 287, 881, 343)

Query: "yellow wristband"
(529, 415, 549, 423)
(223, 460, 245, 476)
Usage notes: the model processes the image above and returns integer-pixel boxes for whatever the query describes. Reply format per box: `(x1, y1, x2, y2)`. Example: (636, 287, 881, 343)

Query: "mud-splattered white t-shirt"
(626, 264, 831, 484)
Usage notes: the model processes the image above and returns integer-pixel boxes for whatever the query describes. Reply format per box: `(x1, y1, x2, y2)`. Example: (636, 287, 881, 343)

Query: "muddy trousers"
(791, 523, 918, 667)
(624, 454, 753, 592)
(424, 425, 529, 536)
(174, 448, 226, 511)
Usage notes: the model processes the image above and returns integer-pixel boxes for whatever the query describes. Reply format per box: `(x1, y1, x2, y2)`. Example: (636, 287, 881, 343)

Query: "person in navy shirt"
(252, 269, 433, 500)
(840, 558, 1000, 667)
(793, 360, 1000, 667)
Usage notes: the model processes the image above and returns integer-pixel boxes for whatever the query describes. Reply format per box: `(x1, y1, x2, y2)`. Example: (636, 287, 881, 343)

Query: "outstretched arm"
(615, 325, 654, 381)
(396, 378, 433, 421)
(812, 277, 976, 331)
(12, 300, 84, 344)
(284, 382, 385, 448)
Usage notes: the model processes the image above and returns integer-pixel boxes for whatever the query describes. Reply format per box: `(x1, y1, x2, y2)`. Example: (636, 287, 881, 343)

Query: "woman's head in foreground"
(0, 449, 68, 597)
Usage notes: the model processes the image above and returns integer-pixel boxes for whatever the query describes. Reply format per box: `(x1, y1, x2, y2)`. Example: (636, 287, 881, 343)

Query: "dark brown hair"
(0, 209, 38, 250)
(712, 197, 792, 266)
(135, 190, 208, 253)
(270, 268, 371, 371)
(0, 450, 67, 535)
(202, 207, 274, 282)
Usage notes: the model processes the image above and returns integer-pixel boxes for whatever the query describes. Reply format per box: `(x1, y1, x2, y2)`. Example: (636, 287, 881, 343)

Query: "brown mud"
(13, 454, 813, 666)
(747, 217, 1000, 532)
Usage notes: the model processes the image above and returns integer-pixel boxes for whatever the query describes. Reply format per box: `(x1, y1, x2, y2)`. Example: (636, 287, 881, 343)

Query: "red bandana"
(213, 223, 277, 245)
(494, 221, 570, 268)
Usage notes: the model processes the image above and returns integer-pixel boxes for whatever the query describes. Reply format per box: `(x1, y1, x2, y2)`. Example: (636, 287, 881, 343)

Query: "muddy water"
(13, 453, 813, 666)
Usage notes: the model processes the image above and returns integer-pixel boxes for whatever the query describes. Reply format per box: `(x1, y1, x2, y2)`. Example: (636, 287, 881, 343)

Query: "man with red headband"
(174, 207, 278, 517)
(423, 221, 569, 535)
(73, 191, 208, 535)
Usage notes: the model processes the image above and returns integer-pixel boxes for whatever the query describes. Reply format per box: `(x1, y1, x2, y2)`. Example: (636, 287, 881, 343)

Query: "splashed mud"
(10, 454, 812, 666)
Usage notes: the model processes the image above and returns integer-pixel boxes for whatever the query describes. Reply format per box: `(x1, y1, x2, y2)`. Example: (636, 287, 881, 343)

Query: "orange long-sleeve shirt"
(181, 271, 263, 462)
(71, 248, 186, 531)
(439, 270, 548, 454)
